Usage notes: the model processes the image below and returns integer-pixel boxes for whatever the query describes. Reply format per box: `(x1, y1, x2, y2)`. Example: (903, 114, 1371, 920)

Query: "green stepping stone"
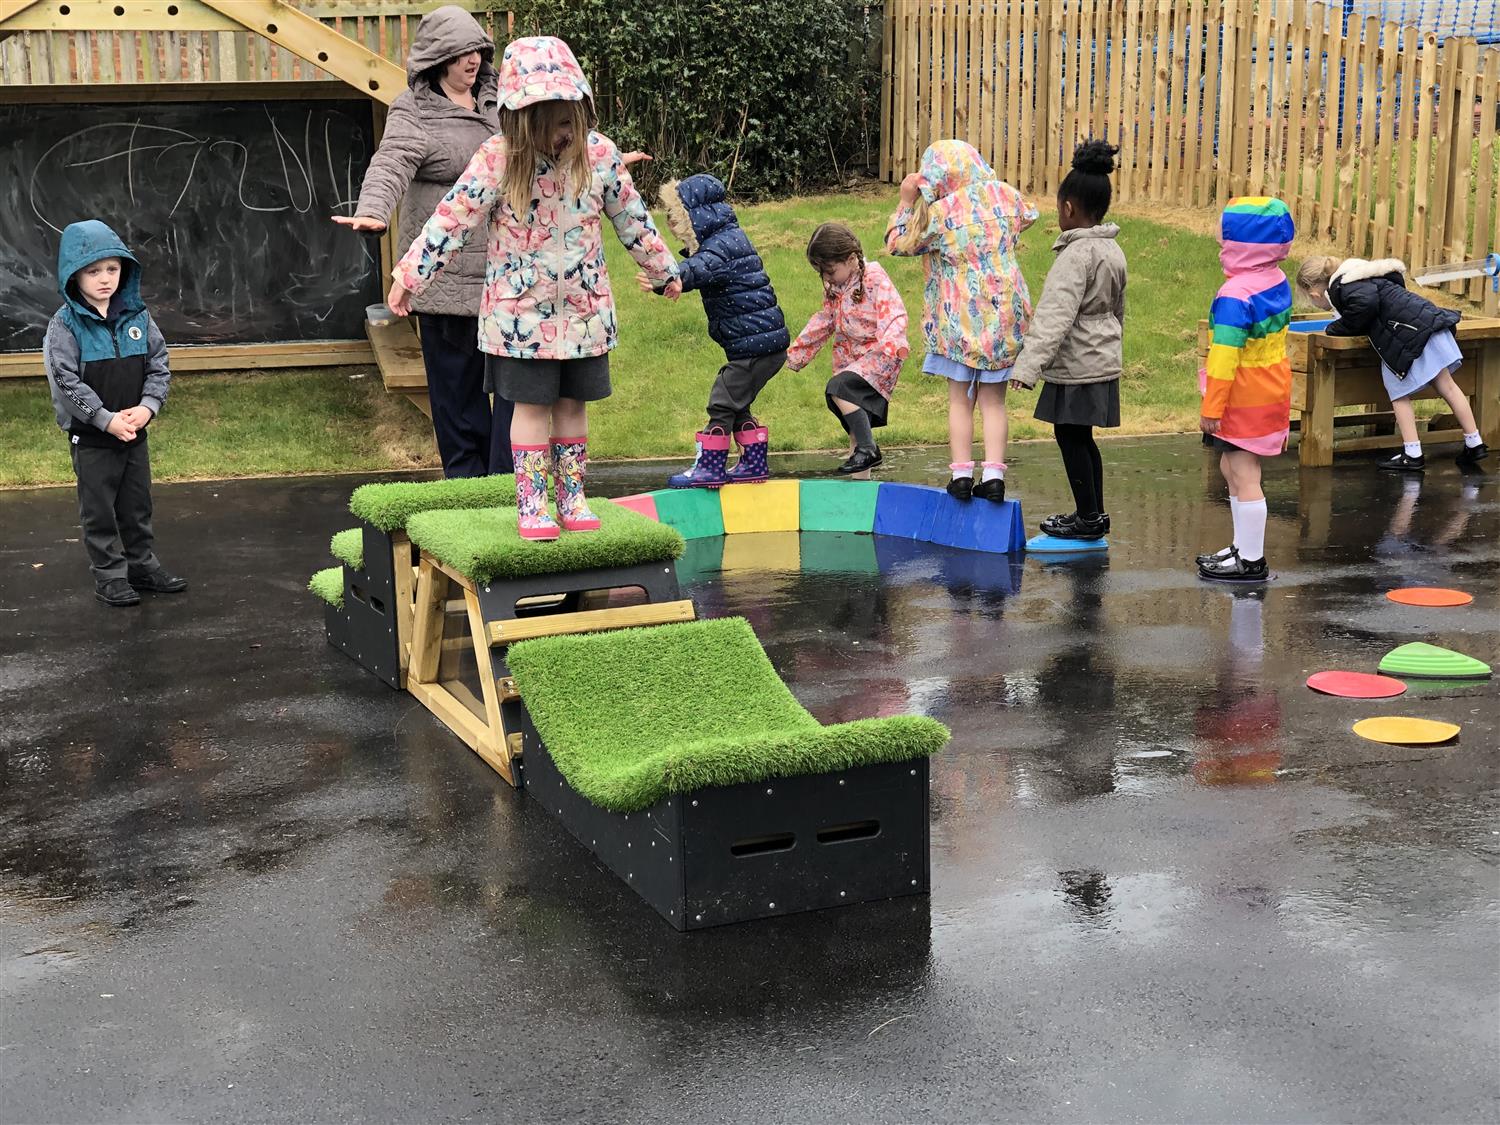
(649, 488, 724, 539)
(1379, 642, 1492, 680)
(799, 479, 881, 533)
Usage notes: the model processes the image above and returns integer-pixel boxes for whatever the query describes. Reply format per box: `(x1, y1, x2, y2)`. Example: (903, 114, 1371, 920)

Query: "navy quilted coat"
(673, 175, 790, 359)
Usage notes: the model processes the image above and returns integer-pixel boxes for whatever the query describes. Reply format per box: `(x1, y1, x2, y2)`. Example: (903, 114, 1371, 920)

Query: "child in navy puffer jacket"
(640, 174, 790, 487)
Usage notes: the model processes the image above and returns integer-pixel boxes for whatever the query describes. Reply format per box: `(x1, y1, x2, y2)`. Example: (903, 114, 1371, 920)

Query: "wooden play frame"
(0, 0, 432, 408)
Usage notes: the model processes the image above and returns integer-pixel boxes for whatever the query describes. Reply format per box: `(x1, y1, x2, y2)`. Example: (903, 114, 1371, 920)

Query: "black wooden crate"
(517, 711, 930, 931)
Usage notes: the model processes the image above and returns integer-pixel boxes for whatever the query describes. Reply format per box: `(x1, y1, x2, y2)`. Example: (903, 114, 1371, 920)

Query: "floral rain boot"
(667, 428, 731, 488)
(513, 443, 560, 541)
(726, 423, 770, 484)
(550, 436, 601, 532)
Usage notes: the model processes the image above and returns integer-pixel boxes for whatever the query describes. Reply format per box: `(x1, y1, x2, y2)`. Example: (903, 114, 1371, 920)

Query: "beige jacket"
(1010, 224, 1127, 388)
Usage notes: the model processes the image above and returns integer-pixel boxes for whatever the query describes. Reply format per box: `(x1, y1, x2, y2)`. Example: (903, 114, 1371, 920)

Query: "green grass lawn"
(1, 188, 1239, 487)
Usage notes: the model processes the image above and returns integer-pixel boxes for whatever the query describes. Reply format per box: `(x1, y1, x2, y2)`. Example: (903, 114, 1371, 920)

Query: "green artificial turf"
(506, 616, 949, 812)
(309, 566, 344, 609)
(405, 498, 684, 585)
(329, 527, 363, 570)
(348, 474, 517, 532)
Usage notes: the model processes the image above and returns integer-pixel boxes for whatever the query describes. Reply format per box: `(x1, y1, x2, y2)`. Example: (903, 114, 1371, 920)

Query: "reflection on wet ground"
(1, 439, 1496, 1123)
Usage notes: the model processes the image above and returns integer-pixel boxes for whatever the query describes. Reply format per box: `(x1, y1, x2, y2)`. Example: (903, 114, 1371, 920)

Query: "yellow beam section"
(197, 0, 406, 104)
(0, 0, 44, 27)
(1, 1, 240, 32)
(488, 600, 698, 646)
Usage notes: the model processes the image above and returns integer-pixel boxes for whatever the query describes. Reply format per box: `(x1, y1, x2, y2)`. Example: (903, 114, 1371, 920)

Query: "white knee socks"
(1232, 498, 1267, 563)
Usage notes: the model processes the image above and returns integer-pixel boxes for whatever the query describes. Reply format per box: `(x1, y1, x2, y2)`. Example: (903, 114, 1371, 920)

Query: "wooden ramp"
(367, 319, 431, 418)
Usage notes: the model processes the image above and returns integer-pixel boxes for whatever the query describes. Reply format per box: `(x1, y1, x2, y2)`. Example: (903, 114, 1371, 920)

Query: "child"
(641, 174, 789, 488)
(1196, 198, 1297, 582)
(786, 222, 909, 473)
(43, 220, 186, 607)
(388, 36, 680, 540)
(886, 139, 1036, 502)
(1011, 141, 1127, 540)
(1297, 256, 1487, 470)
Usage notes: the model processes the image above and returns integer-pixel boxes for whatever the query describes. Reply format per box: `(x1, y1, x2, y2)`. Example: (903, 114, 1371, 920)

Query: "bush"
(509, 0, 883, 199)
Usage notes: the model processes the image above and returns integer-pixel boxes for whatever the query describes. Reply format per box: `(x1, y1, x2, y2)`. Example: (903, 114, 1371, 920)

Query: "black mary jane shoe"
(1378, 451, 1426, 472)
(1197, 547, 1269, 583)
(838, 446, 883, 474)
(972, 477, 1006, 503)
(945, 475, 974, 501)
(1455, 442, 1488, 468)
(1195, 545, 1234, 567)
(1044, 512, 1108, 541)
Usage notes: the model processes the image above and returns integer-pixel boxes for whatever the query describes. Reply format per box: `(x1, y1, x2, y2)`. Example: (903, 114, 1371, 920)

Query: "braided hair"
(1058, 139, 1119, 222)
(806, 222, 867, 303)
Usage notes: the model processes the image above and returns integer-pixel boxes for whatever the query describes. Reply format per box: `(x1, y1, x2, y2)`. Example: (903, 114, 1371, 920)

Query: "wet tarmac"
(1, 437, 1496, 1124)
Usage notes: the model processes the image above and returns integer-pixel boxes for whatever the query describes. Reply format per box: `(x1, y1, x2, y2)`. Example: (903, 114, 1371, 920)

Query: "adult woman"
(334, 5, 509, 476)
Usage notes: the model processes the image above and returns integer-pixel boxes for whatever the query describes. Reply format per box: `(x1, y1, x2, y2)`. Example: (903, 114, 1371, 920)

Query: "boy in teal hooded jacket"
(43, 220, 186, 606)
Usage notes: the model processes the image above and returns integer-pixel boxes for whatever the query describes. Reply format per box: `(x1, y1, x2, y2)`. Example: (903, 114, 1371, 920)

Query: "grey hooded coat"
(354, 5, 499, 316)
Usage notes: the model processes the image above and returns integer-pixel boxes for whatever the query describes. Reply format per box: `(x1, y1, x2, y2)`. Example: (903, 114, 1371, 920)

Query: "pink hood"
(496, 35, 594, 112)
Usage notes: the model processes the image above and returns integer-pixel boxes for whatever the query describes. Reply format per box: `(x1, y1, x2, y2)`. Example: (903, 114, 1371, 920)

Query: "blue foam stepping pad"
(873, 483, 1024, 554)
(1025, 533, 1109, 553)
(1288, 318, 1333, 333)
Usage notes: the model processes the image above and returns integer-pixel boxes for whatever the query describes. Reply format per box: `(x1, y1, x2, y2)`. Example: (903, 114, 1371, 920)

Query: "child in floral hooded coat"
(886, 140, 1036, 502)
(389, 35, 680, 540)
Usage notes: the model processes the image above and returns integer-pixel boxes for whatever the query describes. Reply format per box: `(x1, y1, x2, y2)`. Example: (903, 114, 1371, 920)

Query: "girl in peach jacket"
(389, 35, 679, 540)
(886, 140, 1035, 503)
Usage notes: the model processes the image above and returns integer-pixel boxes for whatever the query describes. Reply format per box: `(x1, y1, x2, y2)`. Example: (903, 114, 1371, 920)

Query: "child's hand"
(1199, 416, 1221, 435)
(106, 414, 138, 442)
(119, 405, 153, 428)
(898, 173, 923, 206)
(387, 281, 412, 317)
(661, 278, 682, 301)
(636, 271, 659, 293)
(621, 151, 652, 167)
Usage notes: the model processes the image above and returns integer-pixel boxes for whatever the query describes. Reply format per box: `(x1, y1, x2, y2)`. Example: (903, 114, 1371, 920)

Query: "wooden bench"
(1195, 316, 1500, 467)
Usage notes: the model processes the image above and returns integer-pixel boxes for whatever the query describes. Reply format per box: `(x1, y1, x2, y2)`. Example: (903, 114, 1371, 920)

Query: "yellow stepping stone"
(1352, 717, 1461, 746)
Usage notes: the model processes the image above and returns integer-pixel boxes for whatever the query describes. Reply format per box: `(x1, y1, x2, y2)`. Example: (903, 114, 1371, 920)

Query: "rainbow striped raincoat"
(1201, 198, 1296, 456)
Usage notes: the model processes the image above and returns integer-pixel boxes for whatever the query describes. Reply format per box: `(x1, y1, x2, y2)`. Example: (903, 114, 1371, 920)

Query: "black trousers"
(71, 438, 157, 583)
(417, 313, 514, 476)
(705, 350, 786, 431)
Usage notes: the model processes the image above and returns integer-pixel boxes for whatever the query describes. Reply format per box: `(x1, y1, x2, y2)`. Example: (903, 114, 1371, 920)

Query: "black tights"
(1055, 423, 1104, 517)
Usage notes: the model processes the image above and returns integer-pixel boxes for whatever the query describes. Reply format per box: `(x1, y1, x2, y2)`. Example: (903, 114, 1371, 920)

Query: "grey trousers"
(706, 350, 786, 431)
(71, 439, 158, 583)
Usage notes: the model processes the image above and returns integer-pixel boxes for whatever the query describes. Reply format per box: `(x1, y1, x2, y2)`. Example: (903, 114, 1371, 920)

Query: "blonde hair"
(658, 180, 697, 254)
(806, 222, 866, 302)
(497, 99, 594, 222)
(1296, 255, 1343, 293)
(889, 195, 932, 255)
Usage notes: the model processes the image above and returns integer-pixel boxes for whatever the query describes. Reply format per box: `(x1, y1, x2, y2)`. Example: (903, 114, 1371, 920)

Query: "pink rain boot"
(667, 428, 731, 488)
(513, 443, 560, 541)
(550, 435, 601, 532)
(726, 422, 770, 484)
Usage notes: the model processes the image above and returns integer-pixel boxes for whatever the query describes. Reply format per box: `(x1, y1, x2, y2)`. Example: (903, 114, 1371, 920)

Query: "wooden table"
(1196, 316, 1500, 467)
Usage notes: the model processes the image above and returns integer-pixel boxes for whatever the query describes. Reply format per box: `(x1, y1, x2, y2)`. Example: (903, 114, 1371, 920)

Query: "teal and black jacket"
(43, 220, 170, 448)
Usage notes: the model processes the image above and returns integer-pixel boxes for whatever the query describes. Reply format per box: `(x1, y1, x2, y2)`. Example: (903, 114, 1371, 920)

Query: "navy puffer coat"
(1326, 257, 1461, 376)
(665, 175, 789, 360)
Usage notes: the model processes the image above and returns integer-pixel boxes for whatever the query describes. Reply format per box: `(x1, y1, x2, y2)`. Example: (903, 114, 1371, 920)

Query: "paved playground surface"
(2, 438, 1496, 1123)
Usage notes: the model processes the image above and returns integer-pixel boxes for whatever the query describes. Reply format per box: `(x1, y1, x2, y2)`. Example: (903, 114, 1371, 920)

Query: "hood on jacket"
(496, 35, 594, 113)
(659, 175, 735, 255)
(1331, 257, 1407, 286)
(1218, 196, 1295, 275)
(406, 5, 495, 86)
(1053, 223, 1121, 251)
(918, 140, 995, 202)
(57, 220, 141, 318)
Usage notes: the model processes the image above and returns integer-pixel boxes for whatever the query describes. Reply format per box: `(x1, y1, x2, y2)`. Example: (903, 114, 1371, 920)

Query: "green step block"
(649, 488, 724, 539)
(798, 479, 881, 533)
(1379, 642, 1492, 680)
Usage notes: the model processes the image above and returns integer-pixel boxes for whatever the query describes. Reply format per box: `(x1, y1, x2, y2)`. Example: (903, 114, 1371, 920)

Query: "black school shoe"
(838, 446, 883, 474)
(946, 476, 974, 501)
(1195, 545, 1234, 567)
(129, 567, 188, 594)
(1197, 548, 1269, 582)
(1042, 511, 1111, 536)
(972, 477, 1006, 503)
(1455, 442, 1488, 467)
(1378, 451, 1426, 472)
(96, 578, 141, 607)
(1042, 512, 1108, 540)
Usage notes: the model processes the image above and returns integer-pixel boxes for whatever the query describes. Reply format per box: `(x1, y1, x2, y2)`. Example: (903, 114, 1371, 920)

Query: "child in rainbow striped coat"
(1197, 197, 1296, 582)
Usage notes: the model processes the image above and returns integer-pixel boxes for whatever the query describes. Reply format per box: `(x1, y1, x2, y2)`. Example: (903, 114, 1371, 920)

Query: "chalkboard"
(0, 99, 383, 352)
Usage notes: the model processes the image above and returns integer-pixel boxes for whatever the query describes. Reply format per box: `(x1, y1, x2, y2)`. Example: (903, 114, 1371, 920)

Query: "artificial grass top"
(308, 566, 343, 609)
(349, 474, 517, 532)
(506, 616, 949, 812)
(405, 499, 684, 585)
(329, 527, 363, 570)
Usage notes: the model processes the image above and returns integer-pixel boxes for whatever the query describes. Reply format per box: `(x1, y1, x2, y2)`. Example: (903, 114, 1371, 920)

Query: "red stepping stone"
(1386, 587, 1474, 607)
(1306, 671, 1408, 699)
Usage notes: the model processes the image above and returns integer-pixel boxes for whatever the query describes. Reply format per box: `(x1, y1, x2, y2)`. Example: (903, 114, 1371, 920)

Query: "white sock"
(1404, 441, 1423, 458)
(981, 461, 1005, 482)
(950, 461, 974, 481)
(1464, 431, 1483, 448)
(1232, 498, 1267, 563)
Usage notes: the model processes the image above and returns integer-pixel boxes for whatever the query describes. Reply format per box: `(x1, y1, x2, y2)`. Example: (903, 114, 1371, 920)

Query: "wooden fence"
(0, 2, 515, 85)
(879, 0, 1500, 314)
